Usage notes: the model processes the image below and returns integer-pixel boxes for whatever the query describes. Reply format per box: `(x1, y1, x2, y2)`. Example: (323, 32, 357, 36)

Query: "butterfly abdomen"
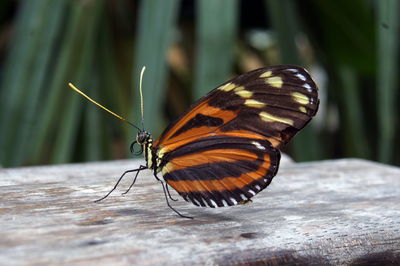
(143, 138, 157, 170)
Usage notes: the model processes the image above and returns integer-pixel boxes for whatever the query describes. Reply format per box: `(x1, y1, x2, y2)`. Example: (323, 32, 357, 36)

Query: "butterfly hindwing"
(159, 135, 280, 207)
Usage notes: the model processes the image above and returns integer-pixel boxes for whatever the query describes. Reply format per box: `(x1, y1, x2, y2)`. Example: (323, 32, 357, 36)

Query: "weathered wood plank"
(1, 158, 399, 265)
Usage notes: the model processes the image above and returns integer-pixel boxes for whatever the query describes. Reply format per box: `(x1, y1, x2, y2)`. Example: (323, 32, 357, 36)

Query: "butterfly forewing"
(154, 65, 318, 149)
(153, 65, 319, 208)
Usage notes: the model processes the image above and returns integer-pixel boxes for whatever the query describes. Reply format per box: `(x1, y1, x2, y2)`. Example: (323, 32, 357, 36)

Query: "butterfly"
(69, 65, 319, 218)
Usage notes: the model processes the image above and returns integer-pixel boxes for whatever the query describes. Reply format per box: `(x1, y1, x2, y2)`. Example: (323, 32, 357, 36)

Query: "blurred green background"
(0, 0, 398, 168)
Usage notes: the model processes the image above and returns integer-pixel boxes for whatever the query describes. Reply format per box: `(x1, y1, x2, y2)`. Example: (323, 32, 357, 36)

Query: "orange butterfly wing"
(160, 135, 280, 207)
(152, 65, 319, 207)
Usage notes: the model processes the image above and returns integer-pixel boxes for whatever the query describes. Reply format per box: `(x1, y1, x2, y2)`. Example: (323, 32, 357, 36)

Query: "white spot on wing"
(240, 194, 247, 201)
(303, 83, 312, 92)
(209, 199, 217, 208)
(249, 189, 256, 196)
(192, 198, 201, 206)
(230, 197, 238, 205)
(255, 185, 261, 190)
(222, 200, 228, 207)
(251, 141, 266, 150)
(264, 178, 268, 182)
(287, 68, 298, 72)
(197, 197, 205, 206)
(295, 73, 306, 81)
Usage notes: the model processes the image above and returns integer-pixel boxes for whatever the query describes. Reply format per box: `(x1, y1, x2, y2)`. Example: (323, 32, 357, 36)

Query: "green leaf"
(265, 0, 300, 64)
(194, 0, 239, 99)
(377, 0, 400, 163)
(309, 0, 376, 73)
(0, 0, 58, 166)
(338, 66, 371, 158)
(131, 0, 181, 138)
(9, 1, 67, 166)
(265, 0, 322, 161)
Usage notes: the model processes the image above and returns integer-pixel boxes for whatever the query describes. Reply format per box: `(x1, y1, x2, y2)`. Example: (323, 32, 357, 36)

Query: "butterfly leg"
(94, 166, 147, 202)
(122, 165, 147, 195)
(159, 180, 193, 219)
(152, 169, 177, 201)
(165, 184, 178, 201)
(152, 169, 177, 200)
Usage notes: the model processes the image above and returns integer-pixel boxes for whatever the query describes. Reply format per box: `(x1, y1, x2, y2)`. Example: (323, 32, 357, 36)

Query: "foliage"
(0, 0, 398, 167)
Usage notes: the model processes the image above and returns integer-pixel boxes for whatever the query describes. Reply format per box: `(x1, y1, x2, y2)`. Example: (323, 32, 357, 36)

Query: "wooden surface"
(1, 158, 400, 265)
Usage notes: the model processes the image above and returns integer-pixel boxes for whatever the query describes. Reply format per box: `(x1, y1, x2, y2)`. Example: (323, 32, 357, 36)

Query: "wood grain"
(1, 158, 399, 265)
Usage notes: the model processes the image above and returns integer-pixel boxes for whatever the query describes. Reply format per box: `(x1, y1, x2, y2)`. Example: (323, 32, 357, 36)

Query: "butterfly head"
(130, 130, 151, 155)
(136, 130, 151, 145)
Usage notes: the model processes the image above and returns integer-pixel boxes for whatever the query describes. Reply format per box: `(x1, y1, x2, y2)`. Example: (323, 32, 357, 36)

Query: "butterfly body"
(134, 65, 319, 209)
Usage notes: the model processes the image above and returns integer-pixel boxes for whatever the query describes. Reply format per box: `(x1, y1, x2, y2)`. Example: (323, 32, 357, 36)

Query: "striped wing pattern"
(153, 65, 319, 207)
(160, 136, 280, 207)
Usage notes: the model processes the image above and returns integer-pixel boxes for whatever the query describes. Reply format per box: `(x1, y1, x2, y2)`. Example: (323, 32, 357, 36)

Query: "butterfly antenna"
(68, 83, 141, 131)
(139, 66, 146, 130)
